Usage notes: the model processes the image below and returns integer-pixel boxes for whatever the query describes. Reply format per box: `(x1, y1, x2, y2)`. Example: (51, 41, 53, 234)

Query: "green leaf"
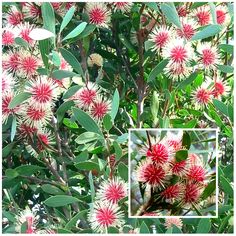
(15, 165, 45, 176)
(182, 132, 191, 150)
(119, 34, 136, 52)
(173, 225, 182, 233)
(78, 24, 96, 39)
(75, 132, 103, 144)
(103, 114, 113, 131)
(44, 195, 79, 207)
(209, 3, 217, 24)
(8, 92, 31, 109)
(75, 161, 100, 171)
(5, 169, 19, 179)
(113, 141, 122, 160)
(160, 3, 181, 28)
(59, 6, 76, 32)
(72, 107, 103, 136)
(147, 59, 169, 83)
(212, 99, 229, 117)
(108, 227, 120, 233)
(201, 180, 216, 200)
(14, 37, 29, 47)
(63, 22, 87, 41)
(191, 24, 223, 41)
(220, 176, 233, 197)
(219, 44, 234, 54)
(60, 48, 84, 76)
(89, 171, 95, 202)
(228, 104, 233, 122)
(63, 118, 78, 129)
(56, 100, 75, 123)
(217, 64, 234, 74)
(110, 89, 120, 121)
(2, 142, 16, 158)
(146, 2, 158, 11)
(65, 210, 88, 230)
(118, 162, 128, 181)
(39, 39, 50, 68)
(62, 85, 82, 99)
(175, 149, 188, 162)
(116, 133, 128, 143)
(140, 221, 150, 233)
(10, 116, 17, 142)
(41, 184, 65, 195)
(51, 50, 61, 67)
(41, 2, 55, 45)
(52, 70, 77, 79)
(177, 72, 198, 90)
(196, 218, 211, 233)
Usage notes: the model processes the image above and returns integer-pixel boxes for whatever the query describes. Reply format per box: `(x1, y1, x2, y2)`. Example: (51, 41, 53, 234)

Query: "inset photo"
(129, 129, 218, 218)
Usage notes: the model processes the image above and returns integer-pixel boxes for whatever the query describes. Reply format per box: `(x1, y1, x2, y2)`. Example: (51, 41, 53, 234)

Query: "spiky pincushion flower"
(192, 83, 212, 108)
(187, 165, 206, 182)
(211, 78, 230, 99)
(193, 6, 211, 26)
(165, 132, 183, 152)
(182, 182, 203, 205)
(16, 22, 35, 45)
(88, 201, 124, 233)
(113, 2, 133, 12)
(2, 26, 18, 46)
(216, 5, 231, 26)
(162, 39, 194, 65)
(177, 18, 197, 40)
(87, 53, 103, 67)
(2, 91, 21, 123)
(18, 52, 40, 78)
(6, 6, 24, 26)
(136, 160, 167, 188)
(164, 218, 183, 229)
(17, 121, 38, 140)
(197, 43, 220, 70)
(96, 177, 127, 204)
(25, 77, 58, 108)
(2, 51, 21, 73)
(15, 208, 37, 234)
(164, 62, 191, 80)
(171, 160, 187, 176)
(149, 27, 174, 51)
(146, 141, 173, 165)
(86, 3, 111, 28)
(161, 184, 184, 200)
(90, 96, 111, 120)
(73, 83, 98, 109)
(22, 2, 42, 19)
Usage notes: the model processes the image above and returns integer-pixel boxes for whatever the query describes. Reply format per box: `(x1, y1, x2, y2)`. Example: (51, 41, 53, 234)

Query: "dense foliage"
(2, 1, 234, 234)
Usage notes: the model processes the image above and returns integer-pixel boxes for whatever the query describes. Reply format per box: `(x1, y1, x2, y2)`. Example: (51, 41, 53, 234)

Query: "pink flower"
(6, 6, 24, 26)
(194, 6, 211, 26)
(161, 184, 184, 200)
(187, 165, 206, 182)
(16, 22, 35, 45)
(21, 103, 52, 127)
(22, 3, 41, 19)
(192, 83, 212, 108)
(136, 160, 166, 188)
(146, 142, 172, 164)
(216, 5, 230, 26)
(97, 177, 127, 204)
(149, 27, 173, 51)
(90, 97, 111, 120)
(19, 52, 39, 77)
(164, 218, 183, 229)
(2, 71, 15, 94)
(89, 201, 124, 233)
(177, 19, 197, 40)
(113, 2, 133, 12)
(177, 5, 188, 17)
(2, 51, 21, 73)
(2, 91, 21, 123)
(26, 77, 58, 108)
(197, 43, 219, 70)
(2, 26, 17, 46)
(86, 3, 111, 27)
(212, 78, 230, 99)
(163, 39, 193, 65)
(164, 62, 191, 80)
(183, 182, 202, 204)
(37, 130, 52, 152)
(171, 160, 187, 176)
(17, 121, 38, 139)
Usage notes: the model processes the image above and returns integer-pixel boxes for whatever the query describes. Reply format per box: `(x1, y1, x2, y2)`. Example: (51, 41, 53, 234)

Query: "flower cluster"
(88, 177, 127, 233)
(134, 131, 214, 216)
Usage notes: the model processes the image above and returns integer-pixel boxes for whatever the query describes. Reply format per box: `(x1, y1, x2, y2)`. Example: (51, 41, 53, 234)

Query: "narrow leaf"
(8, 92, 31, 109)
(110, 89, 120, 121)
(59, 6, 76, 32)
(44, 195, 79, 207)
(63, 22, 87, 41)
